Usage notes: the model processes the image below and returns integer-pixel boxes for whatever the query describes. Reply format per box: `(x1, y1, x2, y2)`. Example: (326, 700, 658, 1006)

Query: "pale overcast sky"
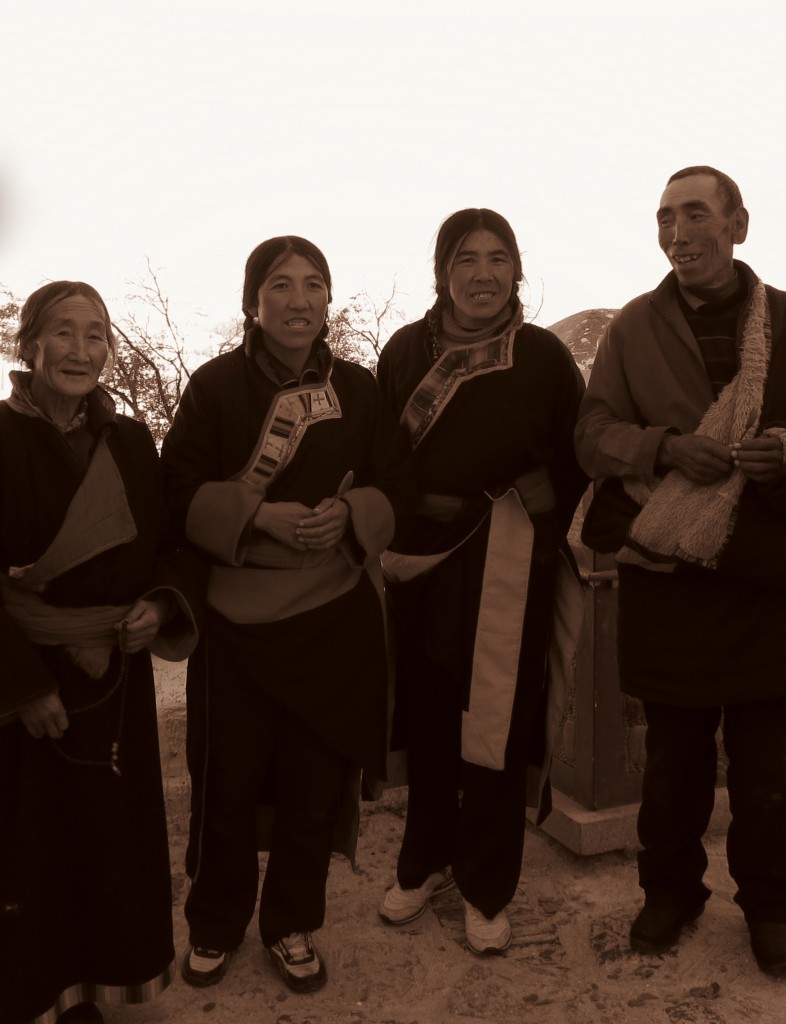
(3, 0, 786, 343)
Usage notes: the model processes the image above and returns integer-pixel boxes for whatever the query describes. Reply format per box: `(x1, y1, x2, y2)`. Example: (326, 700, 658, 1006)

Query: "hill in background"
(548, 308, 617, 380)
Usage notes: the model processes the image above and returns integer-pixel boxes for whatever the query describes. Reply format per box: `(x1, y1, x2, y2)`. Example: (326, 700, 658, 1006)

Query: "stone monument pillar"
(543, 310, 728, 854)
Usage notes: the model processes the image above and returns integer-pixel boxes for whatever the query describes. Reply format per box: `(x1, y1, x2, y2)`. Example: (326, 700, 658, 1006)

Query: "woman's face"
(27, 296, 110, 411)
(446, 229, 516, 327)
(253, 252, 329, 369)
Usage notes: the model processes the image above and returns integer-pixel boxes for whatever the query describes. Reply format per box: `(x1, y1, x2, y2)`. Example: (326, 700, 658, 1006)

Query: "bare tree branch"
(102, 263, 194, 443)
(0, 287, 22, 361)
(212, 316, 245, 354)
(329, 280, 406, 369)
(0, 273, 412, 441)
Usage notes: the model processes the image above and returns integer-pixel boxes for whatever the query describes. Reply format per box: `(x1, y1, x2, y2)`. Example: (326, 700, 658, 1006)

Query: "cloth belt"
(0, 575, 130, 647)
(383, 466, 557, 770)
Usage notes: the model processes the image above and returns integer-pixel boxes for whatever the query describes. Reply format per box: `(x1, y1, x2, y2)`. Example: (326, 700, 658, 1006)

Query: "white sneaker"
(464, 900, 511, 954)
(379, 869, 454, 925)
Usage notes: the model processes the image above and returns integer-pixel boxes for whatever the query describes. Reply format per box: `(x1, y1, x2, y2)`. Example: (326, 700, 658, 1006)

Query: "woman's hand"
(254, 501, 315, 550)
(20, 691, 69, 739)
(254, 498, 350, 551)
(117, 597, 168, 653)
(296, 498, 350, 551)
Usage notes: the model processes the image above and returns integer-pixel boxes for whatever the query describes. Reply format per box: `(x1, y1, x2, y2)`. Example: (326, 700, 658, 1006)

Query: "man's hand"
(731, 436, 785, 484)
(20, 691, 69, 739)
(658, 433, 733, 484)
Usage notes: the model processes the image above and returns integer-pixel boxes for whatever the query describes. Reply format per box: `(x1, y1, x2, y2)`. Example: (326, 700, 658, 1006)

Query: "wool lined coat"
(575, 261, 786, 705)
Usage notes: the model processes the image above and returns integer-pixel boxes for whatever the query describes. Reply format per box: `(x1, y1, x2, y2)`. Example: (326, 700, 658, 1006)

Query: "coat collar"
(647, 259, 758, 365)
(650, 259, 758, 316)
(7, 370, 117, 435)
(243, 326, 333, 388)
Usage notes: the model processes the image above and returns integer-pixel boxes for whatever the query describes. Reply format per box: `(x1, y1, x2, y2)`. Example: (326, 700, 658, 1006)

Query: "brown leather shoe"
(749, 921, 786, 977)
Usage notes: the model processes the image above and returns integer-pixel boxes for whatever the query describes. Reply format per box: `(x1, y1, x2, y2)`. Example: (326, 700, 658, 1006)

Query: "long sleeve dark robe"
(0, 395, 200, 1024)
(377, 318, 587, 772)
(161, 340, 413, 870)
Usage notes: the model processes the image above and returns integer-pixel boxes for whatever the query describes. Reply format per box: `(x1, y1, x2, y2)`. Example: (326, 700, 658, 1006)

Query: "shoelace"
(280, 933, 312, 962)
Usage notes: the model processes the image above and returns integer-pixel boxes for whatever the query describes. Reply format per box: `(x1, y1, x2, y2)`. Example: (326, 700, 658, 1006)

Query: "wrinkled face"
(252, 252, 329, 367)
(657, 174, 748, 296)
(27, 296, 110, 409)
(446, 229, 516, 327)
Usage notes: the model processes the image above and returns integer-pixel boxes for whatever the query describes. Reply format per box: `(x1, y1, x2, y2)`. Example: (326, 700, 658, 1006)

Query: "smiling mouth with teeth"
(673, 255, 701, 264)
(471, 292, 496, 299)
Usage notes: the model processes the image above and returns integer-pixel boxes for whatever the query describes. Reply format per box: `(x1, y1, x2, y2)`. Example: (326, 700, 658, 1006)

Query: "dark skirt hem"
(32, 959, 176, 1024)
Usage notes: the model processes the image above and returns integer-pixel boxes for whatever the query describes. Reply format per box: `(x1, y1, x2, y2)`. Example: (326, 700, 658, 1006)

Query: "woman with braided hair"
(377, 209, 587, 954)
(162, 236, 411, 994)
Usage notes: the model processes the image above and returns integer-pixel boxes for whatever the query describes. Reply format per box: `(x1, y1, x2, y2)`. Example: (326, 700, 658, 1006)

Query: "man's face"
(657, 173, 748, 296)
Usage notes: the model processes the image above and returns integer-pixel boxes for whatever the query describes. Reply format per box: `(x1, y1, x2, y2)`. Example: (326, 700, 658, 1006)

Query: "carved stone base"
(531, 786, 731, 857)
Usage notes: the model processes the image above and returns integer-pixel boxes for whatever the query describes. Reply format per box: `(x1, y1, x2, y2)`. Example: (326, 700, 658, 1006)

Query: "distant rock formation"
(548, 308, 617, 380)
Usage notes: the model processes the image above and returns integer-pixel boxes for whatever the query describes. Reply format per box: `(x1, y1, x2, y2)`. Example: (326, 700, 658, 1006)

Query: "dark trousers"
(638, 699, 786, 923)
(396, 689, 532, 919)
(393, 549, 553, 919)
(185, 677, 345, 950)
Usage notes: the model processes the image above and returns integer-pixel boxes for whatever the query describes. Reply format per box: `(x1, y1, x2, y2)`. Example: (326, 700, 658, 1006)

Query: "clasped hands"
(659, 432, 784, 485)
(253, 496, 349, 551)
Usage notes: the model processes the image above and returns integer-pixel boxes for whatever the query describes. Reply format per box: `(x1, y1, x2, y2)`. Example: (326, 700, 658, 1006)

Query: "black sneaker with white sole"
(181, 946, 232, 987)
(267, 931, 327, 993)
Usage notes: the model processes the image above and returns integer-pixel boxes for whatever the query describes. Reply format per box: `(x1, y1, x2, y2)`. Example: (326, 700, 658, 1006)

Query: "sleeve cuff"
(186, 481, 262, 566)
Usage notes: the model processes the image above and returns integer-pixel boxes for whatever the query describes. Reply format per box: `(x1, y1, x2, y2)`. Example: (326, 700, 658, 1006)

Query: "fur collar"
(618, 276, 786, 570)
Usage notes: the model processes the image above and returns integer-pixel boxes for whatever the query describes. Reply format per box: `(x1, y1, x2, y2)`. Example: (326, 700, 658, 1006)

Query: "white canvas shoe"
(463, 900, 512, 954)
(379, 869, 455, 925)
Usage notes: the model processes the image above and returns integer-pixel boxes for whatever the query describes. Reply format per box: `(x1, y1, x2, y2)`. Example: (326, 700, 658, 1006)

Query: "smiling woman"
(434, 209, 523, 332)
(443, 227, 518, 329)
(1, 280, 200, 1024)
(16, 284, 114, 429)
(161, 235, 413, 995)
(249, 252, 330, 372)
(377, 207, 588, 956)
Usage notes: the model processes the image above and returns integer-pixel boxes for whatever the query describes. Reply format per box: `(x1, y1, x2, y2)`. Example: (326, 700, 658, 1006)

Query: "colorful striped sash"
(401, 328, 518, 448)
(236, 373, 342, 494)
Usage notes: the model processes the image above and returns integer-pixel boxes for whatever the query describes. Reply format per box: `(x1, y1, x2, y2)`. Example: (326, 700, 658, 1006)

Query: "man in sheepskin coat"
(575, 166, 786, 977)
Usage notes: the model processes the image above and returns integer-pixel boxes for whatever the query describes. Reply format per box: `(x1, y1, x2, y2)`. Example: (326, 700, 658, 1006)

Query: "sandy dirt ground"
(99, 661, 784, 1024)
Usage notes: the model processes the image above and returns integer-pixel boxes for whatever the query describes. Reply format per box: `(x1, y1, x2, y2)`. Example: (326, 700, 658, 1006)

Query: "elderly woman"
(161, 236, 411, 994)
(377, 209, 587, 954)
(0, 282, 199, 1024)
